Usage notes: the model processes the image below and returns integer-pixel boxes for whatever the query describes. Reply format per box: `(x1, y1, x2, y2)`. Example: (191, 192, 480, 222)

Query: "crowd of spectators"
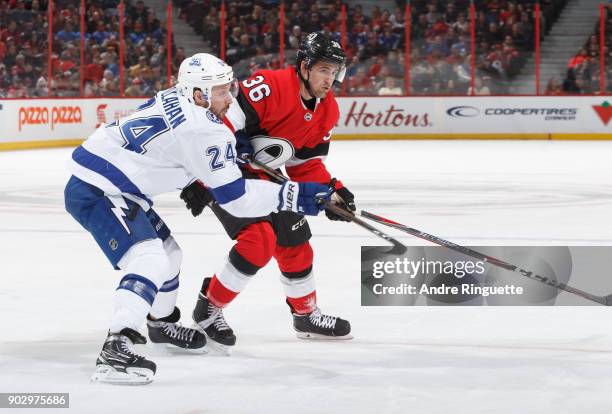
(72, 0, 171, 97)
(178, 0, 404, 92)
(177, 0, 303, 77)
(0, 0, 49, 98)
(0, 0, 171, 98)
(408, 0, 569, 95)
(176, 0, 571, 96)
(342, 4, 405, 95)
(0, 0, 606, 98)
(557, 2, 612, 94)
(44, 1, 85, 96)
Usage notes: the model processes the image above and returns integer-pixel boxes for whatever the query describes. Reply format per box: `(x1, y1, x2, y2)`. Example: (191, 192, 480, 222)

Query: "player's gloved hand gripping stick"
(325, 183, 356, 222)
(180, 175, 332, 217)
(244, 155, 407, 255)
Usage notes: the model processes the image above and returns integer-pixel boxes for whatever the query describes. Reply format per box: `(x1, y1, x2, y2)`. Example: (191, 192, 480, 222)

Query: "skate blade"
(192, 323, 234, 356)
(203, 336, 233, 356)
(91, 365, 154, 385)
(295, 332, 354, 341)
(150, 342, 208, 355)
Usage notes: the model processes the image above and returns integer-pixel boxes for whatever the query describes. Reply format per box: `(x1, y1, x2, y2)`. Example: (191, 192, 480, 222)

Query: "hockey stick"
(244, 156, 407, 254)
(360, 210, 612, 306)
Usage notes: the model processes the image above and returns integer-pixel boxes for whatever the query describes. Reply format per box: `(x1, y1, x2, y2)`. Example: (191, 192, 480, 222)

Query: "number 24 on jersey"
(206, 142, 236, 171)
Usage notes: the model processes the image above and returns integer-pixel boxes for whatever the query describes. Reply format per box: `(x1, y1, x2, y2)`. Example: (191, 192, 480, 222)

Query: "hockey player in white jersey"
(64, 53, 333, 385)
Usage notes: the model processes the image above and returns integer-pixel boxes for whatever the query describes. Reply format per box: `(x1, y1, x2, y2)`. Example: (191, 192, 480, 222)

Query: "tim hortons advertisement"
(337, 99, 433, 134)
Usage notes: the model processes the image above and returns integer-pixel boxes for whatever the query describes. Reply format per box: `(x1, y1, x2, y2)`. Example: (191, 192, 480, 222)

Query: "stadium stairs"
(148, 0, 211, 56)
(510, 0, 600, 94)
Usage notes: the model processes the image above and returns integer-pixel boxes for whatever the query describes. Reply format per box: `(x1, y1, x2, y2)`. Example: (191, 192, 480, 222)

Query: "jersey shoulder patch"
(206, 110, 223, 124)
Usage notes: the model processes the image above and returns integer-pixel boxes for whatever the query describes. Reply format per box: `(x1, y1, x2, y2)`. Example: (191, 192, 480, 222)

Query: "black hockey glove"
(325, 180, 356, 222)
(180, 180, 213, 217)
(235, 129, 254, 165)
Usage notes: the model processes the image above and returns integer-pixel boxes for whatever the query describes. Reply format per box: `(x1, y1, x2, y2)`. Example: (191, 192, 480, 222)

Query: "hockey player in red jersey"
(181, 32, 355, 348)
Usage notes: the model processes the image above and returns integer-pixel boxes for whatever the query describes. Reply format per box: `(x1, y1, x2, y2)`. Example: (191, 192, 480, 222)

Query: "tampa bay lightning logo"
(189, 57, 201, 66)
(206, 111, 223, 124)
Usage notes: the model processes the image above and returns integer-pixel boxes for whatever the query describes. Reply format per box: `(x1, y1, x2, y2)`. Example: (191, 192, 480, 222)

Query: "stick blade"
(388, 242, 408, 256)
(604, 294, 612, 306)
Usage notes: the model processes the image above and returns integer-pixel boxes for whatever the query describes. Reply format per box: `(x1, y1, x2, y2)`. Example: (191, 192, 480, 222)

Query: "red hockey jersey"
(224, 67, 340, 186)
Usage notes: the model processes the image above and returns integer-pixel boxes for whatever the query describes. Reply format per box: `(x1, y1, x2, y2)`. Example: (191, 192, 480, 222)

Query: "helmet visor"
(229, 78, 239, 98)
(335, 65, 346, 83)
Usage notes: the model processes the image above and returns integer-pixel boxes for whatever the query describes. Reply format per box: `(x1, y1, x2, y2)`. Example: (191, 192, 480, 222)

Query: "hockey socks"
(286, 291, 318, 314)
(206, 275, 238, 308)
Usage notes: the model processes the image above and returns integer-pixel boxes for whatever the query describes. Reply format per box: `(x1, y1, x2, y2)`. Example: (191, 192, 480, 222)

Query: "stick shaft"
(246, 158, 406, 253)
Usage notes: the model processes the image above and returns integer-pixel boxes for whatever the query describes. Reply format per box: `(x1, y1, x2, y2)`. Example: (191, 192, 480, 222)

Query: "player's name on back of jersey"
(160, 88, 186, 129)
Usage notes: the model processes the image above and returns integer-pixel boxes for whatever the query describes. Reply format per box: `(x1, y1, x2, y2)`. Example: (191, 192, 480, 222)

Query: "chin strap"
(297, 63, 317, 99)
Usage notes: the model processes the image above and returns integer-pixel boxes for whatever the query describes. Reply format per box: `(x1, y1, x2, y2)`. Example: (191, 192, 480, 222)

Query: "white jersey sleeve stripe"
(219, 179, 282, 218)
(210, 177, 246, 204)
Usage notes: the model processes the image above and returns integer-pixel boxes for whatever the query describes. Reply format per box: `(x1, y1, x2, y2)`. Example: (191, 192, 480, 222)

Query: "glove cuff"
(279, 181, 300, 213)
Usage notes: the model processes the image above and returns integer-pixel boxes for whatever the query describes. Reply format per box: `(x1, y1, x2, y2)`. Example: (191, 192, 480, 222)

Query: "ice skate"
(147, 307, 207, 353)
(292, 307, 352, 340)
(91, 328, 156, 385)
(193, 277, 236, 354)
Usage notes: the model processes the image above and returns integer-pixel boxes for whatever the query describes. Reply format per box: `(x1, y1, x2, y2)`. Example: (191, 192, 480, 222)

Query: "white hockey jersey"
(69, 87, 282, 217)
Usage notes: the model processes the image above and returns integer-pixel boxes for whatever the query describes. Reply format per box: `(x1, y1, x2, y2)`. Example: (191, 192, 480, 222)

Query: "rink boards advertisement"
(0, 96, 610, 149)
(336, 96, 612, 140)
(0, 98, 147, 150)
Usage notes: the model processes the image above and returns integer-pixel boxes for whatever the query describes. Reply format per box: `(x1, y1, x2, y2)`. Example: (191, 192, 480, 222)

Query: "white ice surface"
(1, 141, 612, 414)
